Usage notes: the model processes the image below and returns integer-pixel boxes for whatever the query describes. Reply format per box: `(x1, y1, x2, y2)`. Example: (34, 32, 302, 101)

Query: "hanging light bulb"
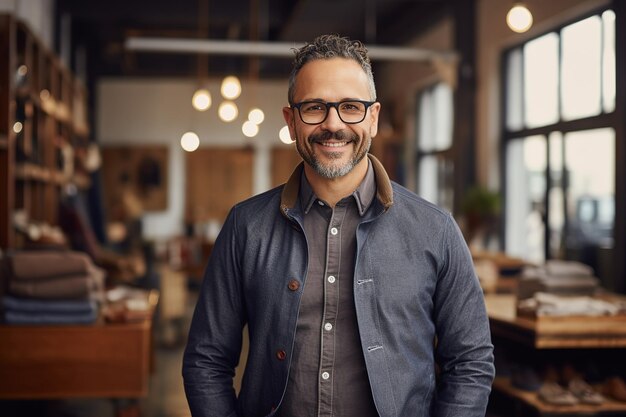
(180, 131, 200, 152)
(221, 76, 242, 99)
(279, 125, 293, 144)
(192, 88, 212, 111)
(248, 108, 265, 125)
(218, 101, 239, 122)
(242, 120, 259, 137)
(506, 3, 533, 33)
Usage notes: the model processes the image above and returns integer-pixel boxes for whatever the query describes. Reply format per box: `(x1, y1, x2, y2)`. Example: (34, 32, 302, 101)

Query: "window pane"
(418, 91, 435, 151)
(419, 155, 438, 203)
(524, 33, 559, 128)
(603, 10, 616, 113)
(506, 136, 546, 263)
(417, 83, 453, 152)
(505, 48, 523, 131)
(561, 16, 602, 120)
(418, 155, 454, 212)
(564, 128, 614, 251)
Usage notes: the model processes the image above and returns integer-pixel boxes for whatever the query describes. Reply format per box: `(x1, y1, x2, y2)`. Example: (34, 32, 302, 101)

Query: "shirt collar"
(299, 159, 376, 216)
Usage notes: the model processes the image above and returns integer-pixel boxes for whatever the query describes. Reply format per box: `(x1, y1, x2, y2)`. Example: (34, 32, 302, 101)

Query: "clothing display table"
(0, 291, 158, 409)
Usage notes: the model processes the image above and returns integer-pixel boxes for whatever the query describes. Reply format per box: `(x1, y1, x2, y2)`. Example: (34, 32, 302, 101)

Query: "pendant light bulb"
(192, 88, 212, 111)
(181, 131, 200, 152)
(218, 101, 239, 122)
(279, 125, 293, 144)
(248, 108, 265, 125)
(221, 76, 242, 99)
(242, 120, 259, 137)
(506, 3, 533, 33)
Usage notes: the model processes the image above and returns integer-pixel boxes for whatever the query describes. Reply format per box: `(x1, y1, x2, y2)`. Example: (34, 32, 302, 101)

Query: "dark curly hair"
(288, 34, 377, 104)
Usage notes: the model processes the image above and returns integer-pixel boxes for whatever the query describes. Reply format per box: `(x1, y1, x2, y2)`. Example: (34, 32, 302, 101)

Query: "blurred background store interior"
(0, 0, 625, 416)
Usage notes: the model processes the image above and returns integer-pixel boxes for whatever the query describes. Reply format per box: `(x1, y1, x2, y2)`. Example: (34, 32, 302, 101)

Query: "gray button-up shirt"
(277, 161, 379, 417)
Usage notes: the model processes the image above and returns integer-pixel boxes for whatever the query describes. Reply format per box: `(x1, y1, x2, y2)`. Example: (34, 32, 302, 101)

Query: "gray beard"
(296, 131, 370, 179)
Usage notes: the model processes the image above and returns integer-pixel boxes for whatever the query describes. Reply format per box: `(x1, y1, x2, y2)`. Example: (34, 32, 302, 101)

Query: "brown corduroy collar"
(279, 154, 394, 218)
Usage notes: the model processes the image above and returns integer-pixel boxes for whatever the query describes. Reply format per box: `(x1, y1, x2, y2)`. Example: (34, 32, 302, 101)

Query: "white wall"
(97, 78, 292, 240)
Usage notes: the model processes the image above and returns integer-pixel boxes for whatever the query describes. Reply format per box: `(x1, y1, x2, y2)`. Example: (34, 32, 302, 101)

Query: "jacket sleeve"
(182, 207, 245, 417)
(432, 214, 495, 417)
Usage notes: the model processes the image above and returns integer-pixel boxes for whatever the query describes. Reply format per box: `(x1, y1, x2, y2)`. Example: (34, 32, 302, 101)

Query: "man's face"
(283, 57, 380, 180)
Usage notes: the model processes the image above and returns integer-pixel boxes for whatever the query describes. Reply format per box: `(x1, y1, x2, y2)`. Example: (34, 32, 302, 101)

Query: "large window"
(416, 82, 454, 212)
(503, 10, 616, 282)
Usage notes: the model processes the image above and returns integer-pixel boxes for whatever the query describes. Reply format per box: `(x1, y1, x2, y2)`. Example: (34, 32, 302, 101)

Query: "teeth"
(320, 141, 348, 147)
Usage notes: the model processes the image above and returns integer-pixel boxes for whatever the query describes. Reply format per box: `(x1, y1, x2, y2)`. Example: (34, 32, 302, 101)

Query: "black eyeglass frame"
(290, 99, 377, 125)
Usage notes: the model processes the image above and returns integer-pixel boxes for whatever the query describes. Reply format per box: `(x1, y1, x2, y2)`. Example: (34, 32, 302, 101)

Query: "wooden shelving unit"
(0, 15, 156, 416)
(492, 377, 626, 416)
(0, 14, 90, 250)
(486, 294, 626, 416)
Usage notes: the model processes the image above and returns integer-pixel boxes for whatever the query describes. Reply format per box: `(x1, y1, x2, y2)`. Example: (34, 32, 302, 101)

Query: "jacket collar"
(280, 154, 394, 218)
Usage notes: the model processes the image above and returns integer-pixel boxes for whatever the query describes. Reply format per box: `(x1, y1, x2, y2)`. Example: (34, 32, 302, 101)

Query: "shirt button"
(324, 323, 333, 331)
(287, 279, 300, 291)
(318, 200, 324, 206)
(327, 275, 336, 284)
(330, 227, 338, 235)
(276, 350, 286, 361)
(321, 371, 330, 380)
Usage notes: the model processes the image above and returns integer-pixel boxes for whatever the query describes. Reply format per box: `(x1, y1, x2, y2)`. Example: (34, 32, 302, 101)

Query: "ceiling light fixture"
(242, 120, 259, 137)
(192, 88, 212, 111)
(192, 0, 212, 111)
(218, 101, 238, 122)
(506, 3, 533, 33)
(221, 75, 241, 100)
(181, 131, 200, 152)
(125, 38, 459, 63)
(279, 126, 293, 144)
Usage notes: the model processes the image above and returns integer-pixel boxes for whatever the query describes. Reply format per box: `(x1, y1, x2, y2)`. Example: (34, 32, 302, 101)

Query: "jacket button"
(287, 279, 300, 291)
(276, 350, 286, 360)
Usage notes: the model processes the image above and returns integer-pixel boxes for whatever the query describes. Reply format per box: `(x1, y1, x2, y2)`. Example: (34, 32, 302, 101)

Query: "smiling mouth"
(318, 141, 350, 147)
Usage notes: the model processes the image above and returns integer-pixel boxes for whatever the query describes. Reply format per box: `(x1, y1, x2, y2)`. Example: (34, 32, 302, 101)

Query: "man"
(183, 34, 495, 417)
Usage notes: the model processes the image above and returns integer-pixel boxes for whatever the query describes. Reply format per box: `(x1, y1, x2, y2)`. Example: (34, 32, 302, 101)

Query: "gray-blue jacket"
(183, 155, 495, 417)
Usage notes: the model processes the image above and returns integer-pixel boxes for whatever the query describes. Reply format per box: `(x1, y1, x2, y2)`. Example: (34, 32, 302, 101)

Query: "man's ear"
(283, 106, 297, 140)
(368, 102, 381, 138)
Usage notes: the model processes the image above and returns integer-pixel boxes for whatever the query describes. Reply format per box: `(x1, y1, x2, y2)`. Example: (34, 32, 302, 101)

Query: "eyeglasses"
(291, 100, 376, 125)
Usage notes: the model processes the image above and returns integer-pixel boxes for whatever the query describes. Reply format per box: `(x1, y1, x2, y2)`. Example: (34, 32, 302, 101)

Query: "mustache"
(308, 130, 358, 144)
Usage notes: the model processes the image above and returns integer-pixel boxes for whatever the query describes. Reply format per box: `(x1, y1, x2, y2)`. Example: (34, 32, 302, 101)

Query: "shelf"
(485, 294, 626, 349)
(15, 163, 92, 188)
(493, 377, 626, 415)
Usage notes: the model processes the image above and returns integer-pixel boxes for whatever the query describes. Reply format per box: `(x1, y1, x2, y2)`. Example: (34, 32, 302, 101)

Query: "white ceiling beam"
(125, 37, 458, 63)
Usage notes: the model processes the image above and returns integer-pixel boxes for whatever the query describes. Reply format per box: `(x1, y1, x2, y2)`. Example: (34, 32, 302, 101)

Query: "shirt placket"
(318, 203, 347, 417)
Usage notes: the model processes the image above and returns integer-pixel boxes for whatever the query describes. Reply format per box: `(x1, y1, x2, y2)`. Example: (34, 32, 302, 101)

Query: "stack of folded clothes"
(1, 250, 105, 324)
(517, 260, 600, 300)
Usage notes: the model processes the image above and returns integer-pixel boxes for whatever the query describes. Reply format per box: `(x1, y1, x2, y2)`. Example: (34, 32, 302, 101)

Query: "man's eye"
(302, 103, 325, 112)
(339, 102, 362, 112)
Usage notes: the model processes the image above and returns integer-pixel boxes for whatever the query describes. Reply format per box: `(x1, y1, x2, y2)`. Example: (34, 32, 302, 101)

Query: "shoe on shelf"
(604, 376, 626, 402)
(538, 382, 579, 406)
(568, 378, 605, 405)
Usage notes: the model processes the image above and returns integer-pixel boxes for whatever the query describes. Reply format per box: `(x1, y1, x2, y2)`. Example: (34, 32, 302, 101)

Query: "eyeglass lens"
(298, 101, 368, 124)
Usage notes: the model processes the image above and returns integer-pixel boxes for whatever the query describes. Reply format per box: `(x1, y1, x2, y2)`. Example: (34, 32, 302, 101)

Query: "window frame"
(500, 4, 624, 290)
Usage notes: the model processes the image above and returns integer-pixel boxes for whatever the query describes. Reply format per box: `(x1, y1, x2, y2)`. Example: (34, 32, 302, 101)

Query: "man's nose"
(320, 105, 345, 130)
